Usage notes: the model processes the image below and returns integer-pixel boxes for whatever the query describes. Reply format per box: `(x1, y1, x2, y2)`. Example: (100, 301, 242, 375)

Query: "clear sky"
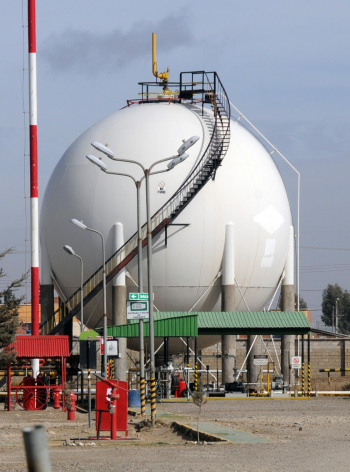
(1, 1, 349, 326)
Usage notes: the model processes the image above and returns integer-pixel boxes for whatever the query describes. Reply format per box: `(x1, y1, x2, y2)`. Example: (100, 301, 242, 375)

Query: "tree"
(0, 249, 27, 364)
(191, 379, 207, 443)
(298, 295, 308, 310)
(321, 284, 350, 334)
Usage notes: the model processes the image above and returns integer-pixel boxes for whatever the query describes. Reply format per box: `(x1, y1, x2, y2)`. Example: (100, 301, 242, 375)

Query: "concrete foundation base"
(281, 284, 295, 385)
(247, 335, 261, 387)
(221, 223, 236, 387)
(281, 334, 295, 386)
(221, 284, 236, 385)
(221, 335, 236, 384)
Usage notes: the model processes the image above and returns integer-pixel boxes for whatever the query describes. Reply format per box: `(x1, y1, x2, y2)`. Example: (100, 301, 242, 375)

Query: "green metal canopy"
(105, 311, 310, 338)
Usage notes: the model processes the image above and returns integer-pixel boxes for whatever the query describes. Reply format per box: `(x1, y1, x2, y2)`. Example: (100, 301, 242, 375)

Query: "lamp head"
(86, 154, 108, 171)
(167, 152, 189, 170)
(71, 219, 87, 230)
(177, 136, 199, 156)
(63, 245, 75, 256)
(91, 141, 115, 159)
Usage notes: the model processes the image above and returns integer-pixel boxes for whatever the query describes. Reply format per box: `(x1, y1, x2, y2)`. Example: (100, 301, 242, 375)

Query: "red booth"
(95, 380, 128, 439)
(6, 335, 70, 411)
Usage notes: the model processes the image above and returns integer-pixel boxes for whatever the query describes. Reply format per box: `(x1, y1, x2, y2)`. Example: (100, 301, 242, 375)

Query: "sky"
(1, 0, 350, 327)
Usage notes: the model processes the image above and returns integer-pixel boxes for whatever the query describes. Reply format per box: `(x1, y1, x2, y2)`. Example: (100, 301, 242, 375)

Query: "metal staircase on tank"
(41, 71, 230, 335)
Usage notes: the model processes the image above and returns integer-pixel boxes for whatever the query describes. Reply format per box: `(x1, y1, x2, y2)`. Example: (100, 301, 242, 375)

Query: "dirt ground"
(1, 397, 350, 472)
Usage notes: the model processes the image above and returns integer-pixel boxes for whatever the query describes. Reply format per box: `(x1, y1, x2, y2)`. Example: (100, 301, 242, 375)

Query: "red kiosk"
(95, 379, 128, 439)
(6, 335, 70, 411)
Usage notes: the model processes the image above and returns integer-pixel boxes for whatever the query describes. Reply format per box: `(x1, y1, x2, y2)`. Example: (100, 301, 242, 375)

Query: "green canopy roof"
(105, 311, 310, 338)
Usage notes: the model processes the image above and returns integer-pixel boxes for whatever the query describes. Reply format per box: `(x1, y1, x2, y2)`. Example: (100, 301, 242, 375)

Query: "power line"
(301, 246, 350, 251)
(300, 289, 324, 292)
(301, 263, 350, 268)
(300, 268, 350, 274)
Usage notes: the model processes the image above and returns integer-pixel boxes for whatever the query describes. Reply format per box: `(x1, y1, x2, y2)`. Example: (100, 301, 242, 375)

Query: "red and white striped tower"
(28, 0, 40, 369)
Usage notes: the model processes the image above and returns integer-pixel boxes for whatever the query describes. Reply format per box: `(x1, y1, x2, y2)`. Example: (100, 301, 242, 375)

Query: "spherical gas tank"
(40, 101, 292, 336)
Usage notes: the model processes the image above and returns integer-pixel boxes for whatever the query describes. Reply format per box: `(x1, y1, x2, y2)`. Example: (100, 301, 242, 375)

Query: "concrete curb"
(170, 421, 229, 443)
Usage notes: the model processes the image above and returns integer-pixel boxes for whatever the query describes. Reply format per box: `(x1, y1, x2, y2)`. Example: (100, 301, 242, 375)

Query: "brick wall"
(200, 338, 350, 390)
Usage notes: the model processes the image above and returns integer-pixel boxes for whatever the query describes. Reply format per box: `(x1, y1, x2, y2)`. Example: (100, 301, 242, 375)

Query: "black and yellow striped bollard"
(301, 362, 305, 397)
(308, 362, 311, 398)
(150, 377, 156, 420)
(194, 362, 198, 391)
(140, 377, 146, 416)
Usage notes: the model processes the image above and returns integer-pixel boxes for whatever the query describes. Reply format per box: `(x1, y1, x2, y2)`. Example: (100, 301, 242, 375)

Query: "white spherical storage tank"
(40, 100, 292, 348)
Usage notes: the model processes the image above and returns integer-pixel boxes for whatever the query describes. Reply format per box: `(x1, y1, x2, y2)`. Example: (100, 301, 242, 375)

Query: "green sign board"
(129, 293, 154, 301)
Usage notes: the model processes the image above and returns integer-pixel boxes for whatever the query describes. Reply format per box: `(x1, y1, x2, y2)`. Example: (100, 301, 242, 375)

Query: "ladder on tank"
(40, 71, 231, 335)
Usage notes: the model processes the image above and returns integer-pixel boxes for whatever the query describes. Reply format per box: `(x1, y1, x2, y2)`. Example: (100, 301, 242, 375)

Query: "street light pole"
(145, 169, 156, 418)
(136, 180, 146, 414)
(70, 219, 107, 377)
(336, 298, 339, 333)
(88, 136, 199, 424)
(90, 167, 146, 413)
(63, 245, 84, 334)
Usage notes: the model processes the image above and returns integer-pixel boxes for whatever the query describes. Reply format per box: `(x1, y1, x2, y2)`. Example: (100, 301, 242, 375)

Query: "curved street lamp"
(87, 136, 199, 424)
(63, 245, 84, 334)
(70, 219, 107, 378)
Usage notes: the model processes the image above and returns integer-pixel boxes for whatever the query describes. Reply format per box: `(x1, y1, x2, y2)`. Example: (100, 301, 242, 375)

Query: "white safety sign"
(253, 355, 268, 366)
(127, 300, 149, 319)
(157, 181, 166, 194)
(106, 339, 119, 358)
(291, 356, 302, 369)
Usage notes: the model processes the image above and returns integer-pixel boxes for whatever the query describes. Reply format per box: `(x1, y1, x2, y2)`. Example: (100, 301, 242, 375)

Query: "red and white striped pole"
(28, 0, 40, 373)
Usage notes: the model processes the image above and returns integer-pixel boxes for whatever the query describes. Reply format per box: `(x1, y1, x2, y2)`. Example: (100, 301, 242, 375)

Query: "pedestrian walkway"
(131, 407, 270, 444)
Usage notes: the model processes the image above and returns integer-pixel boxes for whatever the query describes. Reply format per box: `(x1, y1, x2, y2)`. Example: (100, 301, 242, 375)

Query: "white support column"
(112, 223, 127, 381)
(281, 225, 295, 386)
(221, 223, 236, 385)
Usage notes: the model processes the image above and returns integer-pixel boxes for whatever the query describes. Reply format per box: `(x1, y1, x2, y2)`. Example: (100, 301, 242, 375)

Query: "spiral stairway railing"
(41, 71, 230, 335)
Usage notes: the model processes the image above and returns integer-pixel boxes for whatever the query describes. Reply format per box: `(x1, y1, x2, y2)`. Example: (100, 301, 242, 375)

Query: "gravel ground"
(1, 397, 350, 471)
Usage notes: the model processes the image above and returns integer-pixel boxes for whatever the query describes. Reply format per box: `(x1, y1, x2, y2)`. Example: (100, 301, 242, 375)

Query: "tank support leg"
(112, 223, 127, 382)
(281, 226, 295, 388)
(221, 223, 236, 386)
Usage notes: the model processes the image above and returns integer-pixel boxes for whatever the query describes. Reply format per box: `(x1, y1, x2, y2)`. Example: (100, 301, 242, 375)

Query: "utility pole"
(336, 298, 340, 333)
(28, 0, 40, 380)
(332, 306, 335, 333)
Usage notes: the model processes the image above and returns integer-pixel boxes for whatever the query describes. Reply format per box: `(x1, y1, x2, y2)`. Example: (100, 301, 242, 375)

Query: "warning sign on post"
(291, 356, 302, 369)
(127, 300, 149, 319)
(253, 355, 268, 366)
